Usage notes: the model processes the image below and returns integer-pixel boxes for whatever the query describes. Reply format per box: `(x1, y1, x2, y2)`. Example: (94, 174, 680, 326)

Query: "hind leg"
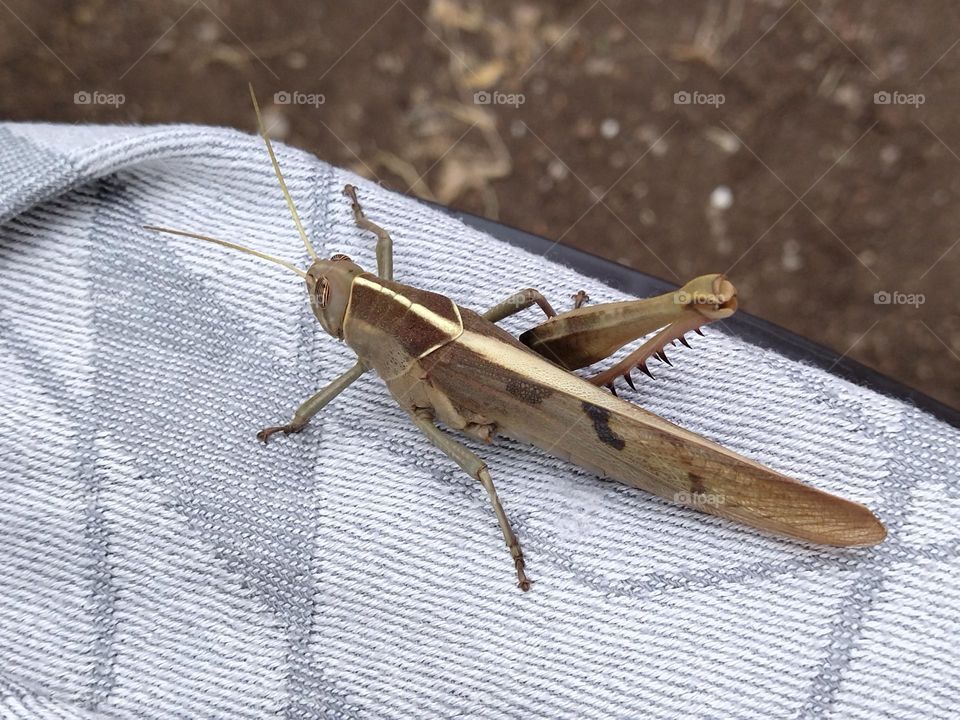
(519, 274, 737, 385)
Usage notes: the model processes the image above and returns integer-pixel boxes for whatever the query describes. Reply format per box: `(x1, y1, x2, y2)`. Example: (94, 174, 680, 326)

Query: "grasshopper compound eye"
(330, 253, 353, 262)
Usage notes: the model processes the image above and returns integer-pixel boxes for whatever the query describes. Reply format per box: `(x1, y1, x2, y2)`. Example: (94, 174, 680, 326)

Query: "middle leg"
(408, 409, 532, 591)
(482, 288, 557, 323)
(571, 290, 589, 309)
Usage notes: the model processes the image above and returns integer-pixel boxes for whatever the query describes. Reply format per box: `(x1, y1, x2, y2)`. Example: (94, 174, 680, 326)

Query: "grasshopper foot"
(342, 183, 361, 213)
(515, 557, 533, 592)
(572, 290, 589, 309)
(257, 424, 301, 444)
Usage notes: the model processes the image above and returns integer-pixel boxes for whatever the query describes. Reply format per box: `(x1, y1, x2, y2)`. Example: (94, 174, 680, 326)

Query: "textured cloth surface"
(0, 122, 958, 720)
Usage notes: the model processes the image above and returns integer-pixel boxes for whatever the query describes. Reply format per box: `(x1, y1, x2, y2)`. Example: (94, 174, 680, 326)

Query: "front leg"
(258, 361, 367, 443)
(343, 184, 393, 281)
(408, 409, 532, 591)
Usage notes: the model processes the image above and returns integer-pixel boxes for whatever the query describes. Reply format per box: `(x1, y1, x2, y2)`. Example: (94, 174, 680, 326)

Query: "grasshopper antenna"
(144, 225, 307, 279)
(248, 83, 320, 263)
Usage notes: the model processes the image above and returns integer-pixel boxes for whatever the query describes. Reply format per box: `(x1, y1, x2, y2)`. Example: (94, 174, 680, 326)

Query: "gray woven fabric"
(0, 122, 958, 719)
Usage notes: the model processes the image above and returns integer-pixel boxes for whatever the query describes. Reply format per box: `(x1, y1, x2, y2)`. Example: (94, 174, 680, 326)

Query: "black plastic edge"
(438, 206, 960, 430)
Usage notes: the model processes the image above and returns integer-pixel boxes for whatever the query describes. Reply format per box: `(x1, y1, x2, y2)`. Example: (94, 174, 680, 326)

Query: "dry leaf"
(464, 59, 505, 89)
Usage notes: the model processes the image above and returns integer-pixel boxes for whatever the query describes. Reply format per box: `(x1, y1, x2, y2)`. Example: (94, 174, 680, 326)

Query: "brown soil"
(1, 0, 958, 409)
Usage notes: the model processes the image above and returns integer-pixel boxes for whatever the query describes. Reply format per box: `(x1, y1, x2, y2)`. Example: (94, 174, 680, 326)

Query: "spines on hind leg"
(519, 274, 737, 376)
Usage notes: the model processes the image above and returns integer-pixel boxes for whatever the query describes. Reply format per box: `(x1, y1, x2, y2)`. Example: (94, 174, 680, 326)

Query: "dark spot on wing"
(506, 378, 554, 405)
(581, 401, 625, 450)
(688, 472, 706, 495)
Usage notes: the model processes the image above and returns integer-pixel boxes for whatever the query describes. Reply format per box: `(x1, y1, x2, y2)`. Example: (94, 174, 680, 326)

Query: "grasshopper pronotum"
(146, 87, 885, 591)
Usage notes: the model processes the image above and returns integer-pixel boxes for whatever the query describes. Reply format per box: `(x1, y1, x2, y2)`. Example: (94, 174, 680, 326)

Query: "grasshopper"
(146, 87, 886, 591)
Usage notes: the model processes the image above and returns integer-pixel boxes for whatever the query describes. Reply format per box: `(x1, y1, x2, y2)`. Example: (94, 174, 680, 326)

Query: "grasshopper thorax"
(306, 254, 365, 339)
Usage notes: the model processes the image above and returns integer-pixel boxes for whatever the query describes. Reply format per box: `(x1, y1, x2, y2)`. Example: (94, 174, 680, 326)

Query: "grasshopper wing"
(427, 310, 886, 547)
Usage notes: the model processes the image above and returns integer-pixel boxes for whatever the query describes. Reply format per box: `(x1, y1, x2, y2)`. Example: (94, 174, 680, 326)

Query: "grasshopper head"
(306, 254, 365, 339)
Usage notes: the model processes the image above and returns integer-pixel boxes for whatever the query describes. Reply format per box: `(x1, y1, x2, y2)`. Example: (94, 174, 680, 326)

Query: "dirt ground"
(1, 0, 958, 409)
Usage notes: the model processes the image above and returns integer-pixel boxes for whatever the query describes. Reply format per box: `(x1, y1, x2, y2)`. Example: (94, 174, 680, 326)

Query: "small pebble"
(705, 127, 740, 154)
(548, 159, 568, 181)
(782, 238, 802, 272)
(834, 84, 862, 112)
(600, 118, 620, 139)
(710, 185, 733, 210)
